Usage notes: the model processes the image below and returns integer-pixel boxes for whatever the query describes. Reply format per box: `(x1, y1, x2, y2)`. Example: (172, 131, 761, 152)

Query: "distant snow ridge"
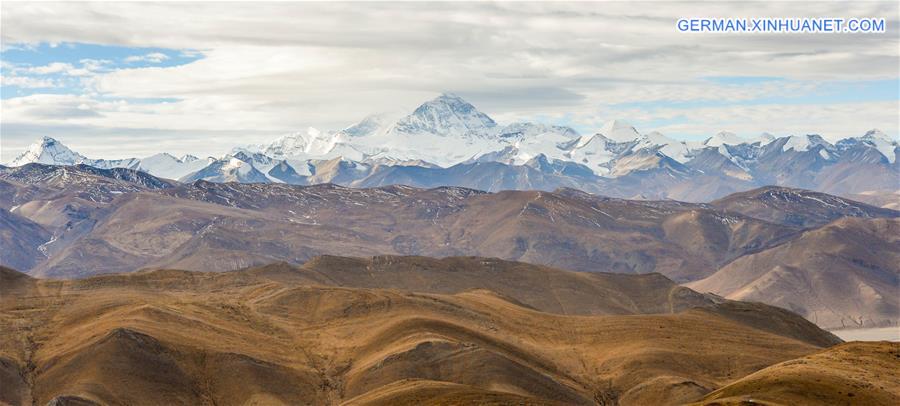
(137, 153, 214, 180)
(6, 94, 899, 188)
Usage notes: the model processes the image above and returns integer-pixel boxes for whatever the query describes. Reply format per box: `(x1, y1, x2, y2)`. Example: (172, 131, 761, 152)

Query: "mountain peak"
(780, 134, 832, 152)
(436, 92, 465, 102)
(704, 131, 746, 147)
(863, 129, 894, 143)
(341, 112, 401, 137)
(391, 93, 497, 137)
(11, 136, 86, 167)
(598, 120, 640, 142)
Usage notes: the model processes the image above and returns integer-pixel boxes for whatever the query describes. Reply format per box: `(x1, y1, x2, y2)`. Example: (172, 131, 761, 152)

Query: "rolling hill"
(687, 217, 900, 330)
(695, 342, 900, 406)
(0, 257, 848, 406)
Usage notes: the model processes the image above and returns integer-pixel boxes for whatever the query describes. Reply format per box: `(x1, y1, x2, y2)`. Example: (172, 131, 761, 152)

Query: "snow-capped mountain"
(392, 93, 497, 138)
(596, 119, 641, 142)
(11, 136, 86, 166)
(858, 129, 897, 163)
(634, 131, 699, 163)
(248, 127, 365, 162)
(491, 123, 581, 165)
(11, 136, 140, 170)
(136, 153, 215, 180)
(704, 131, 746, 147)
(5, 93, 898, 201)
(339, 112, 401, 138)
(779, 134, 833, 153)
(180, 156, 270, 184)
(341, 93, 506, 166)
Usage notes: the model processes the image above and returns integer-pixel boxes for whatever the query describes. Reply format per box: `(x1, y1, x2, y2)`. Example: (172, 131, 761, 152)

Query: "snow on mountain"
(636, 131, 699, 163)
(180, 156, 271, 183)
(11, 136, 90, 166)
(6, 94, 898, 190)
(183, 151, 304, 184)
(609, 149, 690, 178)
(323, 93, 506, 167)
(390, 93, 497, 138)
(780, 134, 833, 152)
(565, 133, 618, 175)
(597, 120, 641, 142)
(137, 153, 214, 180)
(564, 127, 697, 172)
(496, 123, 580, 164)
(250, 127, 364, 162)
(704, 131, 747, 147)
(339, 112, 401, 138)
(261, 95, 503, 166)
(861, 129, 895, 143)
(858, 129, 898, 163)
(10, 136, 140, 170)
(232, 151, 278, 173)
(758, 132, 777, 144)
(267, 160, 307, 184)
(498, 122, 579, 141)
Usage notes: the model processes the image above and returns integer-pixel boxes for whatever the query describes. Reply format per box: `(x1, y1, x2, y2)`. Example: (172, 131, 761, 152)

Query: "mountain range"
(1, 162, 897, 331)
(7, 93, 899, 202)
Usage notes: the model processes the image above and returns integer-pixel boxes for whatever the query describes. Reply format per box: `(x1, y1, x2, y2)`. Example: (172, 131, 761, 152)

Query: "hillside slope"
(0, 257, 841, 406)
(695, 342, 900, 406)
(687, 217, 900, 330)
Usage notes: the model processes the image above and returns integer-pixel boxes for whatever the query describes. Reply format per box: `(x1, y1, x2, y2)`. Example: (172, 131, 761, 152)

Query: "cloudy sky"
(1, 1, 898, 162)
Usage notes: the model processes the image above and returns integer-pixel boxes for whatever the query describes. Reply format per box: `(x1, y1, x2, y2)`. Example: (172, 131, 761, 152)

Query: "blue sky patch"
(1, 42, 203, 99)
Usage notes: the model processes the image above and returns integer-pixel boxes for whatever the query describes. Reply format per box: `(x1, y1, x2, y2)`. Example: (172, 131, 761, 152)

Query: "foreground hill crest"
(0, 256, 853, 405)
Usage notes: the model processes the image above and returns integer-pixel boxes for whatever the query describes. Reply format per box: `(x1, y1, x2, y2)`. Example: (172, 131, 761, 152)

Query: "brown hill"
(252, 256, 715, 315)
(0, 257, 841, 406)
(710, 186, 899, 228)
(4, 165, 898, 333)
(18, 179, 801, 282)
(695, 342, 900, 406)
(687, 217, 900, 330)
(0, 209, 50, 271)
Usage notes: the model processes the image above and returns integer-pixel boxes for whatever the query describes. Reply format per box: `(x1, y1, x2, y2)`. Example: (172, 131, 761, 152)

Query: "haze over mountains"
(8, 94, 899, 202)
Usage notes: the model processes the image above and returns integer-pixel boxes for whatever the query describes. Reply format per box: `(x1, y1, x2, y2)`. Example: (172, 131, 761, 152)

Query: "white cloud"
(79, 58, 112, 71)
(25, 62, 92, 76)
(0, 1, 897, 160)
(124, 52, 169, 63)
(28, 62, 71, 74)
(1, 74, 57, 88)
